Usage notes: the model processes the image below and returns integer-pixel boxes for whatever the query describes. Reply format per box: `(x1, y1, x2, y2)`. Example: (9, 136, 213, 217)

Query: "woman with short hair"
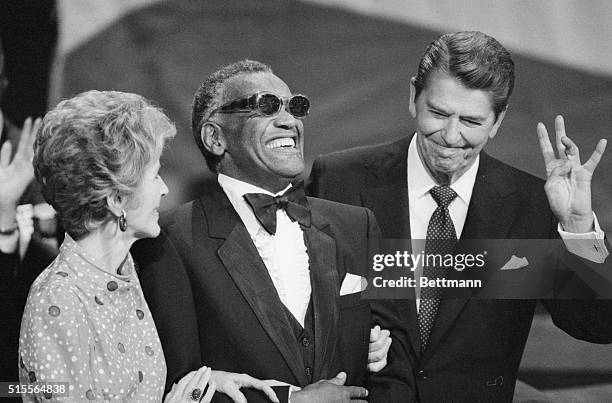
(18, 90, 214, 402)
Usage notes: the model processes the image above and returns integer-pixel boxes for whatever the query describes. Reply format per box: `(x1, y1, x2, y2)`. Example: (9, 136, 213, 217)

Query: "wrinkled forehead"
(221, 72, 292, 102)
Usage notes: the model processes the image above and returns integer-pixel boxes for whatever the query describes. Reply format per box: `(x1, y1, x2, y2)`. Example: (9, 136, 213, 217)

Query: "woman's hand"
(211, 370, 280, 403)
(165, 366, 216, 402)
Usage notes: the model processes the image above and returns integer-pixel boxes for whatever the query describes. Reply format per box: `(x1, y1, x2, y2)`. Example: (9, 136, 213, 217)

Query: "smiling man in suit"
(134, 60, 386, 402)
(308, 31, 612, 402)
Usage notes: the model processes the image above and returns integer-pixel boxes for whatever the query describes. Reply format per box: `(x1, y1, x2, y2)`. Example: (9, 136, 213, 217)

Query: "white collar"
(217, 173, 292, 236)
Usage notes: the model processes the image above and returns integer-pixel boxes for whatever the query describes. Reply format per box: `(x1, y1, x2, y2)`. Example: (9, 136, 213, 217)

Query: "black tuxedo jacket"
(133, 182, 379, 402)
(307, 134, 612, 402)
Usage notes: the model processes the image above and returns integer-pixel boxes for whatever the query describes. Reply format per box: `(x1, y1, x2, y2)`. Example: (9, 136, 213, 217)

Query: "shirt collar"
(217, 173, 292, 236)
(59, 233, 135, 292)
(407, 133, 478, 205)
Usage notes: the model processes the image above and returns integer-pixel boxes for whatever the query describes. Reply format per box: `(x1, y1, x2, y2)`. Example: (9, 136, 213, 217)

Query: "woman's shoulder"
(26, 259, 82, 312)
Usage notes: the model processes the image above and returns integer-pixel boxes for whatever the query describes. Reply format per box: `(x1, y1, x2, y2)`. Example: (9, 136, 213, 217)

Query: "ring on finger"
(190, 388, 202, 401)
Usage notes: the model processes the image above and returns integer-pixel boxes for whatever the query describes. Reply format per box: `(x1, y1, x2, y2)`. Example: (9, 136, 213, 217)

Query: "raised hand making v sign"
(537, 115, 607, 234)
(0, 117, 41, 249)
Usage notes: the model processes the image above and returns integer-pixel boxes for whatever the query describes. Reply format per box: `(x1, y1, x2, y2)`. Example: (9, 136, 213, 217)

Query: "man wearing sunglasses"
(308, 31, 612, 402)
(134, 59, 387, 402)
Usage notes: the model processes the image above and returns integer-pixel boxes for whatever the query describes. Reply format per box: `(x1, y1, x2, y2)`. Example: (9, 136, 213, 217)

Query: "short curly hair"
(34, 90, 176, 240)
(191, 59, 272, 172)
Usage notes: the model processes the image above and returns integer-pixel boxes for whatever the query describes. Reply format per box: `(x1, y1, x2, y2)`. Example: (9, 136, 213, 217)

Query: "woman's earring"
(118, 210, 128, 232)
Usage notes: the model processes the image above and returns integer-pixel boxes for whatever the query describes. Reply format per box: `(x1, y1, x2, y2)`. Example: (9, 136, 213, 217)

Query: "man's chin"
(272, 163, 305, 180)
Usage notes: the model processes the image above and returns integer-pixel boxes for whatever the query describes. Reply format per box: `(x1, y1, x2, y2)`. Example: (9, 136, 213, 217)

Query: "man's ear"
(489, 105, 508, 139)
(409, 77, 417, 118)
(201, 122, 227, 156)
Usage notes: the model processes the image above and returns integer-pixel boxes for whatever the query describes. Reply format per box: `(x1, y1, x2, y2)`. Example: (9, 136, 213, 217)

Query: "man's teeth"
(266, 138, 296, 149)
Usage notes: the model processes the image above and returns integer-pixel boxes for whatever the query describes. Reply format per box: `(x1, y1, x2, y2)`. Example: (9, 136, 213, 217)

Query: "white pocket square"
(500, 255, 529, 271)
(340, 273, 367, 295)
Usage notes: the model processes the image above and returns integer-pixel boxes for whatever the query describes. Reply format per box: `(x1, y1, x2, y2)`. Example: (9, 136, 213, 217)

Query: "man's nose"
(441, 117, 461, 145)
(273, 106, 298, 129)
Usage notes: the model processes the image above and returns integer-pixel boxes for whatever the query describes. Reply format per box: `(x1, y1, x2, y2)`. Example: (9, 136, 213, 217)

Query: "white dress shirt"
(406, 135, 608, 311)
(218, 174, 311, 326)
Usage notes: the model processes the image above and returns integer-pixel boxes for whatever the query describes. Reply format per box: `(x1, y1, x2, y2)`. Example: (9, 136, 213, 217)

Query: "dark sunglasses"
(209, 92, 310, 119)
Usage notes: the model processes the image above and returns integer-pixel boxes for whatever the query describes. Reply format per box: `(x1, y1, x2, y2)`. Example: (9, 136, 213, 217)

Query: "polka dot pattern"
(19, 234, 166, 401)
(48, 306, 60, 317)
(419, 186, 458, 352)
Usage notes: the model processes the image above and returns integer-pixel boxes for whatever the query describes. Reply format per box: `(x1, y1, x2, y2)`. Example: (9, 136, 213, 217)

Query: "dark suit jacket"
(0, 119, 56, 384)
(133, 182, 379, 402)
(307, 134, 612, 402)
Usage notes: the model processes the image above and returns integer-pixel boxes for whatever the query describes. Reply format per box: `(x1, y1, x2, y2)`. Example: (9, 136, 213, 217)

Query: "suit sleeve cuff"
(558, 214, 609, 263)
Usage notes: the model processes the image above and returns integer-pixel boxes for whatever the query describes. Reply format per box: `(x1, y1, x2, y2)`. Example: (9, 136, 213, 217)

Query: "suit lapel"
(361, 136, 412, 240)
(302, 213, 339, 380)
(201, 185, 309, 385)
(422, 153, 522, 358)
(361, 136, 421, 357)
(461, 153, 521, 240)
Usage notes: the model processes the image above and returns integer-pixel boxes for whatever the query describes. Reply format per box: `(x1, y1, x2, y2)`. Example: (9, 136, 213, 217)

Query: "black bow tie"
(243, 182, 312, 235)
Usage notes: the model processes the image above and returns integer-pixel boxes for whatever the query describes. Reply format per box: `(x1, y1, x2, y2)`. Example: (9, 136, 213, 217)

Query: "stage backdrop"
(57, 0, 612, 225)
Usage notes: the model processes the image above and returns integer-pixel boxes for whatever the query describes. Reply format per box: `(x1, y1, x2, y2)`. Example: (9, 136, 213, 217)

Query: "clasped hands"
(537, 115, 607, 233)
(164, 325, 390, 402)
(289, 325, 391, 402)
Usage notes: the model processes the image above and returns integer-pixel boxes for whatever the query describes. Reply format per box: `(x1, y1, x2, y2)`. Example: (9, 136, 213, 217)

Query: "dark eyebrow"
(425, 100, 450, 115)
(461, 114, 487, 123)
(426, 100, 487, 122)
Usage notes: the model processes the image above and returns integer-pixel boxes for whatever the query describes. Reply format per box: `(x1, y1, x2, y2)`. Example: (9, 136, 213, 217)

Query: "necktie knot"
(430, 185, 457, 208)
(243, 182, 312, 235)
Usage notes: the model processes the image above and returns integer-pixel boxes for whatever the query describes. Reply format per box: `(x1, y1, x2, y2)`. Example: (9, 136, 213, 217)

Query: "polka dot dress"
(18, 235, 166, 401)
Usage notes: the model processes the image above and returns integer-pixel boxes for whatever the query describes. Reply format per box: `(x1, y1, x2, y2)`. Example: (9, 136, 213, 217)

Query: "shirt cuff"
(558, 214, 609, 263)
